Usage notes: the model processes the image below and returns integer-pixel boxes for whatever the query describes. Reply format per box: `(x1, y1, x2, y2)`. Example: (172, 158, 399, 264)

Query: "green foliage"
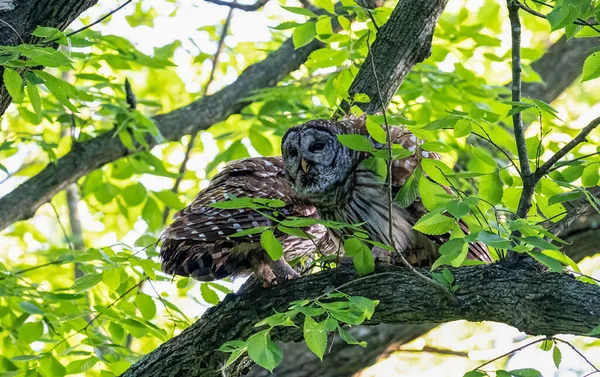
(220, 292, 377, 371)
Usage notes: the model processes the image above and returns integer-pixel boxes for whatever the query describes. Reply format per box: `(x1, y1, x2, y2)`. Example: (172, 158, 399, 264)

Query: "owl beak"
(301, 159, 310, 173)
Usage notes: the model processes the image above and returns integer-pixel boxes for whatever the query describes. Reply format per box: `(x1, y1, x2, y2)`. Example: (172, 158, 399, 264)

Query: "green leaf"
(71, 272, 103, 293)
(3, 67, 23, 103)
(421, 159, 454, 186)
(142, 197, 161, 232)
(423, 116, 461, 130)
(249, 131, 273, 156)
(453, 119, 472, 138)
(337, 325, 366, 347)
(496, 371, 512, 377)
(582, 52, 600, 82)
(292, 22, 316, 49)
(526, 251, 563, 272)
(260, 230, 283, 261)
(246, 330, 283, 372)
(365, 117, 387, 144)
(419, 176, 451, 210)
(17, 45, 72, 67)
(432, 238, 468, 270)
(552, 344, 562, 368)
(281, 5, 318, 17)
(27, 83, 42, 119)
(479, 172, 503, 205)
(18, 321, 44, 343)
(582, 164, 599, 187)
(463, 371, 485, 377)
(66, 357, 98, 374)
(336, 134, 374, 152)
(153, 190, 185, 210)
(589, 323, 600, 335)
(472, 148, 497, 167)
(540, 339, 553, 351)
(303, 316, 327, 360)
(547, 0, 590, 31)
(343, 237, 375, 275)
(413, 212, 455, 235)
(446, 200, 470, 219)
(34, 70, 78, 112)
(394, 168, 422, 208)
(200, 283, 220, 305)
(421, 141, 451, 153)
(548, 190, 583, 205)
(122, 183, 147, 206)
(19, 301, 44, 315)
(477, 231, 511, 249)
(521, 237, 559, 251)
(508, 368, 542, 377)
(40, 355, 67, 377)
(135, 293, 157, 321)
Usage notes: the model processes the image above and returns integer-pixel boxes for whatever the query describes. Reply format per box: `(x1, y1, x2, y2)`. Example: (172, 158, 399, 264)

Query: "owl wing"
(160, 157, 321, 281)
(345, 116, 491, 263)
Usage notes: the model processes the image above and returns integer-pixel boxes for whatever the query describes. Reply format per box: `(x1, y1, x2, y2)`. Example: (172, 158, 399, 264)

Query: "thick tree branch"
(340, 0, 449, 115)
(120, 264, 600, 377)
(0, 0, 99, 116)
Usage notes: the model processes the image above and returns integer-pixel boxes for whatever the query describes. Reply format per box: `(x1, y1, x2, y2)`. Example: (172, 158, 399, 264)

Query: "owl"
(281, 116, 491, 265)
(160, 157, 336, 286)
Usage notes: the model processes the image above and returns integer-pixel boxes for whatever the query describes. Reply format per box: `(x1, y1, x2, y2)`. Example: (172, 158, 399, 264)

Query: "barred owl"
(160, 157, 335, 286)
(281, 116, 491, 265)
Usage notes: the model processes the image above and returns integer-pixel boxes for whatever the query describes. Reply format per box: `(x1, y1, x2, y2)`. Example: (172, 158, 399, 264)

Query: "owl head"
(281, 118, 364, 207)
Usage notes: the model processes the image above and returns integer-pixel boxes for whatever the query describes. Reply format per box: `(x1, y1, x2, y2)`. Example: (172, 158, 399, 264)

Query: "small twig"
(392, 346, 469, 357)
(161, 5, 234, 225)
(554, 338, 600, 374)
(49, 200, 73, 250)
(366, 29, 456, 303)
(203, 0, 269, 12)
(536, 115, 600, 178)
(471, 131, 521, 176)
(471, 337, 547, 371)
(550, 151, 600, 172)
(0, 18, 24, 43)
(65, 0, 134, 38)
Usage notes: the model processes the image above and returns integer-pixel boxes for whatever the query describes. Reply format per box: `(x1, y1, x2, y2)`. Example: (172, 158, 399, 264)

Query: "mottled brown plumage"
(281, 116, 491, 266)
(160, 157, 334, 286)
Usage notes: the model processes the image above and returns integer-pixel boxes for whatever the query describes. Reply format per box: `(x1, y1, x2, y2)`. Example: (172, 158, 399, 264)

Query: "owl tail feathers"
(159, 239, 231, 282)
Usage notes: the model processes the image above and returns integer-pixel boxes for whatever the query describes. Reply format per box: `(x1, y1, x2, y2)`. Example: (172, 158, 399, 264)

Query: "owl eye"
(287, 147, 298, 158)
(308, 141, 325, 153)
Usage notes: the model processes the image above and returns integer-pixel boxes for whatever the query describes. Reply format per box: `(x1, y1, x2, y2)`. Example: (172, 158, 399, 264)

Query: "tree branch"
(120, 264, 600, 377)
(508, 1, 534, 221)
(339, 0, 449, 115)
(204, 0, 269, 12)
(535, 115, 600, 178)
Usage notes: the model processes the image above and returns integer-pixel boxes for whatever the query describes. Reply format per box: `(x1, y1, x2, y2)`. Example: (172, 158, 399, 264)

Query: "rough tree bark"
(0, 0, 98, 116)
(246, 208, 600, 377)
(120, 264, 600, 377)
